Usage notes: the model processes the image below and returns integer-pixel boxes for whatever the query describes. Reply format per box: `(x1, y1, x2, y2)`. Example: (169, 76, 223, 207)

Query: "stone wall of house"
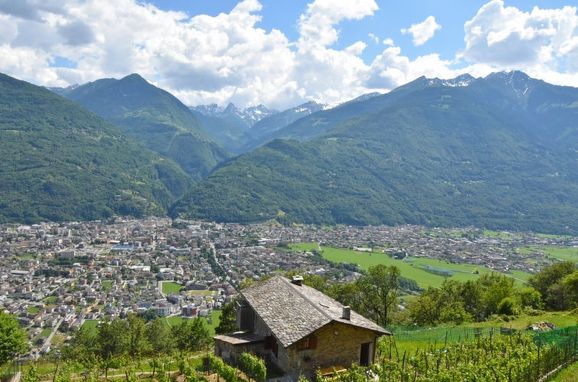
(285, 322, 380, 379)
(214, 339, 266, 365)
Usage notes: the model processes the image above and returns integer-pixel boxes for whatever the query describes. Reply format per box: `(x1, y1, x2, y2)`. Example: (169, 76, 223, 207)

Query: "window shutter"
(309, 335, 317, 349)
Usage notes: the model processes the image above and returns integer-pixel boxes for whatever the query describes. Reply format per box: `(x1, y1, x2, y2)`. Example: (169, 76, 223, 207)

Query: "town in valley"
(1, 217, 575, 359)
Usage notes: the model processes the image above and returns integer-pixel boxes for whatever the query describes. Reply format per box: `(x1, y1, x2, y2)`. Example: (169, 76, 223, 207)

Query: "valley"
(3, 217, 578, 360)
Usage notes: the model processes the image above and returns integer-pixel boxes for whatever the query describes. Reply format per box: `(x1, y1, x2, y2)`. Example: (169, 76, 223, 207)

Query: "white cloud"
(367, 45, 456, 89)
(0, 0, 578, 110)
(462, 0, 578, 70)
(401, 16, 442, 46)
(368, 33, 379, 44)
(382, 38, 395, 46)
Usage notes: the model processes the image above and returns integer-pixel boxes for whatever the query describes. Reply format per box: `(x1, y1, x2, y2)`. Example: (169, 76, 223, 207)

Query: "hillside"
(0, 73, 192, 223)
(62, 74, 228, 179)
(171, 71, 578, 234)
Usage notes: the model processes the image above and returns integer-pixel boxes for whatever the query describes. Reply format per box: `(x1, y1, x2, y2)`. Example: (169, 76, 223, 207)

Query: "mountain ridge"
(0, 72, 192, 223)
(171, 71, 578, 234)
(59, 73, 228, 180)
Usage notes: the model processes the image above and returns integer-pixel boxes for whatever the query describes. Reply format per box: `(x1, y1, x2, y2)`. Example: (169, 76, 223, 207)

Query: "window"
(297, 335, 317, 351)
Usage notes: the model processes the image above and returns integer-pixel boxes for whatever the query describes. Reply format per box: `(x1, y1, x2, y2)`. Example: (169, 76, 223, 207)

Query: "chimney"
(342, 306, 351, 320)
(291, 275, 304, 286)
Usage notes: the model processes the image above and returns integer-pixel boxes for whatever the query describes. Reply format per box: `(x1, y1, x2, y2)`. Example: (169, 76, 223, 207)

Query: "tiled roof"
(241, 276, 389, 347)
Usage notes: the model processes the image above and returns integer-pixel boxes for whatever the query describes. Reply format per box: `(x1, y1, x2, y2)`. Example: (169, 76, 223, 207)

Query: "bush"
(497, 297, 517, 315)
(238, 353, 266, 382)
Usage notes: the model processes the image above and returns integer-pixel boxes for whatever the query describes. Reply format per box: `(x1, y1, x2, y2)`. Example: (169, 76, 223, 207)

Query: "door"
(360, 342, 372, 366)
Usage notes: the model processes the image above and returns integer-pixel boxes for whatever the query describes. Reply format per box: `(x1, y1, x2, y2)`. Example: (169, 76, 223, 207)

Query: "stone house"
(214, 276, 389, 380)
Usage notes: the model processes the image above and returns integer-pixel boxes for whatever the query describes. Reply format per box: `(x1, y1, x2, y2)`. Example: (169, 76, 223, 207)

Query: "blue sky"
(148, 0, 574, 63)
(0, 0, 577, 108)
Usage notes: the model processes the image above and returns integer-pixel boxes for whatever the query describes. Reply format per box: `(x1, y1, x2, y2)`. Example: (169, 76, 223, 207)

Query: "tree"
(478, 273, 514, 317)
(562, 271, 578, 309)
(171, 318, 212, 353)
(460, 280, 483, 320)
(146, 318, 173, 355)
(127, 314, 149, 359)
(62, 326, 99, 372)
(22, 365, 40, 382)
(409, 290, 440, 326)
(97, 318, 129, 378)
(189, 318, 212, 351)
(529, 262, 576, 309)
(0, 312, 28, 365)
(355, 265, 400, 326)
(216, 302, 238, 335)
(516, 287, 543, 310)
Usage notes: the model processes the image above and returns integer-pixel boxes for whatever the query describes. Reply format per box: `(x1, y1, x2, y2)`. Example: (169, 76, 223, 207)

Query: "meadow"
(518, 245, 578, 263)
(290, 243, 531, 288)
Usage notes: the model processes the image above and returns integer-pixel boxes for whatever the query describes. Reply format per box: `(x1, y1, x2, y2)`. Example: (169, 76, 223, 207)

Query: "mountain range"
(4, 70, 578, 234)
(59, 74, 228, 180)
(189, 101, 324, 153)
(171, 71, 578, 234)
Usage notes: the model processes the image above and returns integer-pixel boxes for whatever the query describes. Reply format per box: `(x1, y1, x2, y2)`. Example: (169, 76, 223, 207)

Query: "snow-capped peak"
(427, 73, 476, 88)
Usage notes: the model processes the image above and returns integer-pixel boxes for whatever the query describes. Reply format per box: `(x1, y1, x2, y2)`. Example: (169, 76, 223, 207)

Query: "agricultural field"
(290, 243, 531, 288)
(390, 310, 578, 354)
(161, 281, 183, 294)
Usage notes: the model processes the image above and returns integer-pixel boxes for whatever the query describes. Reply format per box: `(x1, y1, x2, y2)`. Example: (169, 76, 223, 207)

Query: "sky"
(0, 0, 578, 109)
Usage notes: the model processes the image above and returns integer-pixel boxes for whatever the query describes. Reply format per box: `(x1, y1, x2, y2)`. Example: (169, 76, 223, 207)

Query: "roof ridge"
(279, 276, 334, 322)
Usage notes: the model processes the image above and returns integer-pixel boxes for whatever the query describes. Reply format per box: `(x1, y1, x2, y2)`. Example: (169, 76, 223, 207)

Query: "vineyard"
(325, 327, 578, 382)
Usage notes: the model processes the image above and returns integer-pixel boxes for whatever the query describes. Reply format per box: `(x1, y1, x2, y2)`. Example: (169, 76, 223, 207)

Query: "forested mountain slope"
(62, 74, 228, 179)
(0, 73, 191, 223)
(172, 72, 578, 234)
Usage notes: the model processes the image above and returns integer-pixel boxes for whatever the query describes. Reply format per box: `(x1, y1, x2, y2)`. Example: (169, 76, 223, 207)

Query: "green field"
(162, 281, 183, 294)
(162, 310, 221, 335)
(552, 362, 578, 381)
(81, 319, 100, 333)
(291, 243, 531, 288)
(483, 229, 518, 240)
(186, 289, 214, 297)
(101, 280, 113, 291)
(27, 305, 41, 315)
(40, 327, 53, 337)
(43, 296, 58, 305)
(518, 246, 578, 262)
(391, 310, 578, 354)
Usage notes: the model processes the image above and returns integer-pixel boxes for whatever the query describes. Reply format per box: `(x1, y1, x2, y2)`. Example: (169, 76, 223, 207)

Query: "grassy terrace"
(290, 243, 531, 288)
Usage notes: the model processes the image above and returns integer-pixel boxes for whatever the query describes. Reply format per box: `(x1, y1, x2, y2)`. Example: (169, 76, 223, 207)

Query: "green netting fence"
(386, 325, 578, 381)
